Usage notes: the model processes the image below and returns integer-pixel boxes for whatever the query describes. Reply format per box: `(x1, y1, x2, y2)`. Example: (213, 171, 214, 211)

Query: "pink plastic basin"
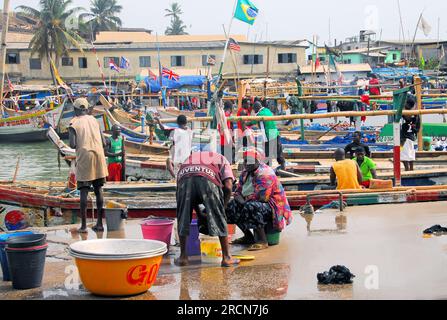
(140, 219, 175, 247)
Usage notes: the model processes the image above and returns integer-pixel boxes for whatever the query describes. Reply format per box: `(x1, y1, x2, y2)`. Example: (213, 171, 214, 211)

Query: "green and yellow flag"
(234, 0, 259, 25)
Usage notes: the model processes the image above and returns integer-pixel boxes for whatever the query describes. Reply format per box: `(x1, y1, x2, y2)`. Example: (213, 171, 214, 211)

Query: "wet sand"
(1, 201, 447, 300)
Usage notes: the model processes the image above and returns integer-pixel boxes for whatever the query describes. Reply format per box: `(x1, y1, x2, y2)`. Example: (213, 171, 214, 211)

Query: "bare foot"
(174, 257, 189, 267)
(221, 257, 240, 268)
(92, 225, 104, 232)
(77, 227, 88, 234)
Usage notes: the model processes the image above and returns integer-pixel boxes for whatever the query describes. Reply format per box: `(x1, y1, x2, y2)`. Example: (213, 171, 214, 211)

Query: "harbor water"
(0, 142, 69, 182)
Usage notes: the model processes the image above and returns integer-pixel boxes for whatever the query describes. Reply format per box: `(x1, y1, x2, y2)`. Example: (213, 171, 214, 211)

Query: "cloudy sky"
(11, 0, 447, 44)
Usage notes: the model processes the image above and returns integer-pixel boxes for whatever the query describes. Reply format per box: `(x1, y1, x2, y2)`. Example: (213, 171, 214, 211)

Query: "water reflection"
(300, 211, 348, 236)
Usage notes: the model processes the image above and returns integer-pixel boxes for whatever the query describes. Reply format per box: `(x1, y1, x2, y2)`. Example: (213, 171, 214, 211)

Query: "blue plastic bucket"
(0, 231, 34, 281)
(187, 220, 201, 256)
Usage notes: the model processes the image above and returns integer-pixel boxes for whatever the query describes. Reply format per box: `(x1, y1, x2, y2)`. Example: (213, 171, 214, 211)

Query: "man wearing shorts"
(69, 98, 108, 233)
(176, 152, 240, 268)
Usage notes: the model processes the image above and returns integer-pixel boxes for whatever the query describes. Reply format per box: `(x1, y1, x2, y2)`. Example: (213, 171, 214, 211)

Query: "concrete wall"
(5, 43, 307, 83)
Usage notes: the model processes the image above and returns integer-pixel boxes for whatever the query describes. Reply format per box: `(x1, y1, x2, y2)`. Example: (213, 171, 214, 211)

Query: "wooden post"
(414, 76, 423, 151)
(0, 0, 11, 117)
(237, 80, 243, 109)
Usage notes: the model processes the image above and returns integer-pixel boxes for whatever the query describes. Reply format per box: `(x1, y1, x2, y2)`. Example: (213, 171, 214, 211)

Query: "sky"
(10, 0, 447, 44)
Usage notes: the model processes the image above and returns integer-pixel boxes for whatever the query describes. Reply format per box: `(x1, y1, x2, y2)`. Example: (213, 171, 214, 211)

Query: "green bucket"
(266, 232, 281, 246)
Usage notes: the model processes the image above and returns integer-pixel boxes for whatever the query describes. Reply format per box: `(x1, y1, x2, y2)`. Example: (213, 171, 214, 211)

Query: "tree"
(165, 2, 188, 35)
(16, 0, 84, 87)
(81, 0, 123, 40)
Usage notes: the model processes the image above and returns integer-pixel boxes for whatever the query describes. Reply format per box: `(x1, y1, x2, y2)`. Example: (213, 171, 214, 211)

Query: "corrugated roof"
(94, 32, 247, 44)
(301, 63, 372, 74)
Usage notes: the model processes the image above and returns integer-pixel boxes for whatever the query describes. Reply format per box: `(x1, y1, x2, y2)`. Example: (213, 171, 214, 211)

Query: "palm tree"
(16, 0, 84, 86)
(82, 0, 123, 40)
(165, 3, 188, 35)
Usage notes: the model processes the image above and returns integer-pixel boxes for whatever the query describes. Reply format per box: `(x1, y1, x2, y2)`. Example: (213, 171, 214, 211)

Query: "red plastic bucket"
(140, 219, 175, 247)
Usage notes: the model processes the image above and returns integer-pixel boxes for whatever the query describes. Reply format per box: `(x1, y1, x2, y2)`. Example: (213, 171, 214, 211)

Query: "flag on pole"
(418, 15, 432, 37)
(109, 59, 120, 72)
(50, 58, 71, 93)
(234, 0, 259, 25)
(148, 69, 157, 80)
(162, 66, 180, 81)
(228, 38, 241, 52)
(420, 55, 426, 68)
(120, 56, 131, 69)
(207, 55, 217, 66)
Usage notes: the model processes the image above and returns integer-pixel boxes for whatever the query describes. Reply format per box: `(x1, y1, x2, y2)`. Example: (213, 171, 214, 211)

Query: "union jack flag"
(162, 67, 180, 81)
(148, 69, 157, 81)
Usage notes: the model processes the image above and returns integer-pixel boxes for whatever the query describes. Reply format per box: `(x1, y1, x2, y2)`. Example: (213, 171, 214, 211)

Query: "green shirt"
(353, 156, 376, 181)
(256, 108, 279, 140)
(108, 136, 123, 164)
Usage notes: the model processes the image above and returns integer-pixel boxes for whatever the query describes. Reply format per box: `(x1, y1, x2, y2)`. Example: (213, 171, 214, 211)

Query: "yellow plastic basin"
(69, 239, 167, 297)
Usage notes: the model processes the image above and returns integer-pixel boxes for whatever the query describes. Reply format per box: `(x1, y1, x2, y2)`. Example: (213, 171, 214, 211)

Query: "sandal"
(231, 237, 255, 245)
(221, 258, 241, 268)
(248, 243, 269, 251)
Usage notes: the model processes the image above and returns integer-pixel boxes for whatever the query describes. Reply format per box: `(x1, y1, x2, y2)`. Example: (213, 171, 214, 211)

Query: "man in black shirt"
(345, 131, 371, 159)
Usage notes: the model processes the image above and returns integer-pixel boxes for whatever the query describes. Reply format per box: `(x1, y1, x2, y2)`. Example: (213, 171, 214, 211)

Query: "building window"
(278, 53, 297, 64)
(139, 56, 151, 68)
(29, 58, 41, 70)
(79, 57, 88, 69)
(243, 54, 263, 65)
(62, 57, 74, 66)
(347, 46, 352, 51)
(104, 57, 119, 66)
(320, 56, 326, 62)
(171, 56, 185, 67)
(202, 55, 216, 66)
(392, 53, 397, 60)
(6, 52, 20, 64)
(343, 59, 352, 64)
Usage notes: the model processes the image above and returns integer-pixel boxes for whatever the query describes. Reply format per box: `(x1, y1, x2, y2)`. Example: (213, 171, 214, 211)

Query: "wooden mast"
(0, 0, 11, 118)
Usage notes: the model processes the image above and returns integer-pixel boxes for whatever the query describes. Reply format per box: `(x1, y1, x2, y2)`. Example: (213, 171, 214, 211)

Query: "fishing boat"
(1, 182, 447, 231)
(0, 100, 66, 142)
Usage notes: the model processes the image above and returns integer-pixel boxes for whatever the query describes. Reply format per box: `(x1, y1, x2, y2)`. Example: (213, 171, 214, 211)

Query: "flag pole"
(222, 24, 239, 96)
(410, 12, 424, 63)
(217, 0, 239, 82)
(156, 32, 164, 107)
(0, 0, 11, 118)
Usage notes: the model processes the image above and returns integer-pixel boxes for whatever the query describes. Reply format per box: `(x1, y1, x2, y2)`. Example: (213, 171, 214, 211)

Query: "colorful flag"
(420, 55, 426, 68)
(234, 0, 259, 25)
(207, 55, 216, 66)
(162, 66, 180, 81)
(109, 59, 120, 72)
(7, 76, 14, 92)
(50, 58, 71, 92)
(120, 56, 131, 69)
(314, 57, 321, 70)
(148, 69, 157, 81)
(228, 38, 241, 52)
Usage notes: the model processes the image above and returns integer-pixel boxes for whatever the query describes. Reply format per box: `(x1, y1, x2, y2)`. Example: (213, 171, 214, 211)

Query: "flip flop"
(232, 255, 256, 261)
(248, 243, 269, 251)
(221, 259, 241, 268)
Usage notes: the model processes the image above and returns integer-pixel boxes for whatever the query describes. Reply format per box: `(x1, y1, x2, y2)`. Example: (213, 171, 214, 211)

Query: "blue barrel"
(0, 231, 33, 281)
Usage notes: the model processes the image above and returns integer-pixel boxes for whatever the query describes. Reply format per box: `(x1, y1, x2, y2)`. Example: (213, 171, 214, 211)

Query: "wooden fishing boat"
(0, 101, 66, 143)
(1, 183, 447, 231)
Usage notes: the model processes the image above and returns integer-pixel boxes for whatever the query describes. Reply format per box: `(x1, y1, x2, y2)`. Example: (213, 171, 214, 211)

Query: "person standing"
(155, 115, 193, 178)
(252, 101, 286, 170)
(219, 101, 234, 163)
(105, 125, 125, 182)
(175, 152, 240, 267)
(401, 96, 421, 171)
(69, 98, 109, 233)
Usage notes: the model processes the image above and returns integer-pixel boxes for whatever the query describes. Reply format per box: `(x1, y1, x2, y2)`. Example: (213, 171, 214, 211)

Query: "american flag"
(162, 67, 180, 81)
(228, 38, 241, 52)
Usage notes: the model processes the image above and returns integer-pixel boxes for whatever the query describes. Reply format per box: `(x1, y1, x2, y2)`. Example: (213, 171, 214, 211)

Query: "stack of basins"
(69, 239, 167, 297)
(5, 234, 48, 290)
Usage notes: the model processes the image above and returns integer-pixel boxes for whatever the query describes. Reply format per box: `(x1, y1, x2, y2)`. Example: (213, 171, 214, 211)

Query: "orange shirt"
(332, 160, 362, 190)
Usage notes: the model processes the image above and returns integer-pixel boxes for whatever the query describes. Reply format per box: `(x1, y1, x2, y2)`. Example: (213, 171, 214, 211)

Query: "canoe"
(0, 101, 66, 143)
(1, 183, 447, 231)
